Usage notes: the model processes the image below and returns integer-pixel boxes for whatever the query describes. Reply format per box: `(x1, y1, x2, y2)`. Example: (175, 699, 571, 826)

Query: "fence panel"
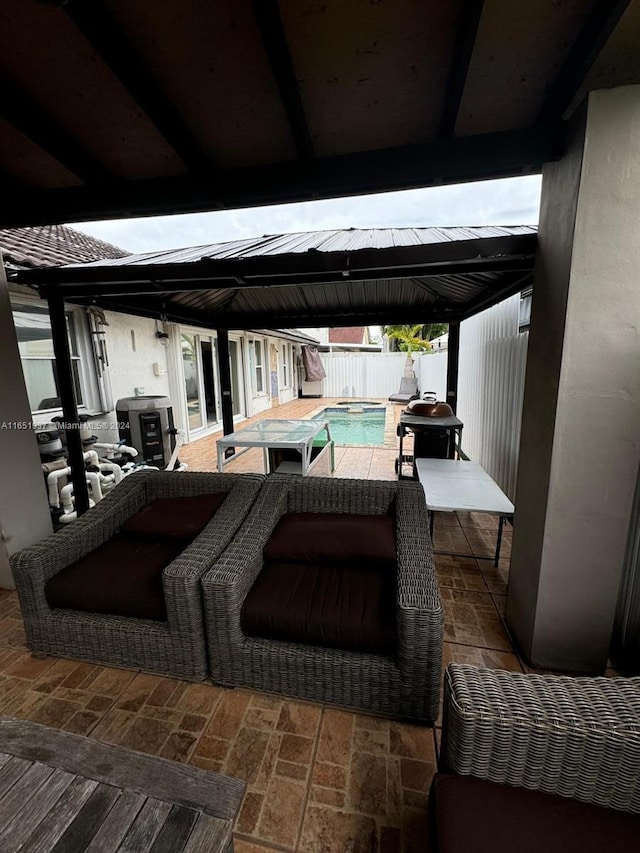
(457, 294, 529, 500)
(320, 351, 448, 399)
(414, 352, 448, 400)
(321, 353, 407, 398)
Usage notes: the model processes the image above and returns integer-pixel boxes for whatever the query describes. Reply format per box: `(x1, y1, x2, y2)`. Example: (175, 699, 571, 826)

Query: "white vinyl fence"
(321, 352, 447, 399)
(457, 294, 529, 500)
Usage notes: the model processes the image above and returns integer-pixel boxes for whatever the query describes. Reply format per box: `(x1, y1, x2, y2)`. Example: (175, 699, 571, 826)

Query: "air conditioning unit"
(300, 378, 323, 398)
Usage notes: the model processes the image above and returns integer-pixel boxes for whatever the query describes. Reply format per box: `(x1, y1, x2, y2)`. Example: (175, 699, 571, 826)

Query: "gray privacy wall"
(508, 86, 640, 673)
(457, 294, 529, 501)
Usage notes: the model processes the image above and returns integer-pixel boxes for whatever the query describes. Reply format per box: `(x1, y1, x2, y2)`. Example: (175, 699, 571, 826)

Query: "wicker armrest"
(442, 663, 640, 813)
(11, 473, 148, 588)
(201, 478, 289, 608)
(393, 482, 442, 715)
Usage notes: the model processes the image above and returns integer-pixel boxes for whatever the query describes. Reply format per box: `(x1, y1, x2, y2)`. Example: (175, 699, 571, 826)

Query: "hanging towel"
(302, 345, 326, 382)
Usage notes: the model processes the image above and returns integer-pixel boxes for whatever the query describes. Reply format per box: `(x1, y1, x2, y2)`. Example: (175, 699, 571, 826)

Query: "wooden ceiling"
(1, 0, 638, 227)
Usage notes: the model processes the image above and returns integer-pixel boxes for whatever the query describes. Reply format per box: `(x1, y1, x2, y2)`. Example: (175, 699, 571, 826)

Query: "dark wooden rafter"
(0, 168, 25, 193)
(1, 124, 562, 228)
(439, 0, 485, 138)
(540, 0, 633, 121)
(0, 73, 110, 183)
(252, 0, 314, 159)
(63, 0, 212, 174)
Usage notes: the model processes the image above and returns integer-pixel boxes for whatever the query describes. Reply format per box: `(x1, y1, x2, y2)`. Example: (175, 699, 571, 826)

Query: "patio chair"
(388, 375, 419, 403)
(201, 475, 443, 723)
(431, 663, 640, 851)
(11, 471, 263, 681)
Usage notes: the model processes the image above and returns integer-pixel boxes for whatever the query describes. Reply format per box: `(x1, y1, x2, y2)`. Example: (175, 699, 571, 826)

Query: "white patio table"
(415, 458, 515, 565)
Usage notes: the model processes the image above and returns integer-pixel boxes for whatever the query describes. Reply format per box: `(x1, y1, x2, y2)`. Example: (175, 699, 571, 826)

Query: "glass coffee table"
(217, 419, 334, 475)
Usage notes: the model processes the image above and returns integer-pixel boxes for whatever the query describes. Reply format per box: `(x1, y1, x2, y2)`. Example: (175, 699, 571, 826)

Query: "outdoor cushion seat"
(241, 559, 396, 654)
(429, 772, 640, 853)
(263, 511, 397, 567)
(45, 533, 184, 621)
(12, 471, 264, 681)
(122, 493, 227, 539)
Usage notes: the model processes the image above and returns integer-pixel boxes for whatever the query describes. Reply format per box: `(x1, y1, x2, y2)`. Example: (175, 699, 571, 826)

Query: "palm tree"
(382, 324, 433, 378)
(383, 324, 433, 354)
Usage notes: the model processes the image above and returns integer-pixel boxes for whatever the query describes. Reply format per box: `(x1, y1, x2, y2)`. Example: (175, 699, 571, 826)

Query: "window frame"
(11, 295, 100, 419)
(280, 341, 293, 388)
(253, 338, 265, 395)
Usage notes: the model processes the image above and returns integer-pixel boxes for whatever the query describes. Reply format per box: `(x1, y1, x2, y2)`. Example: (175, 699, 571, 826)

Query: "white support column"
(507, 85, 640, 673)
(0, 258, 53, 586)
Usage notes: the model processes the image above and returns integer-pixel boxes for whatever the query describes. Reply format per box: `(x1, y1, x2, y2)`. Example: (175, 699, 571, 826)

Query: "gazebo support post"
(446, 321, 460, 414)
(46, 289, 90, 515)
(215, 329, 235, 457)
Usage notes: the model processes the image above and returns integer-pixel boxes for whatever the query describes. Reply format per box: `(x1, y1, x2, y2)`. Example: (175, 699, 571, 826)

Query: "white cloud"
(70, 175, 541, 255)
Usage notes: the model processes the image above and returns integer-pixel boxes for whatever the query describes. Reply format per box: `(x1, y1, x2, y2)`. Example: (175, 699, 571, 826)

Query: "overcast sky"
(70, 174, 542, 255)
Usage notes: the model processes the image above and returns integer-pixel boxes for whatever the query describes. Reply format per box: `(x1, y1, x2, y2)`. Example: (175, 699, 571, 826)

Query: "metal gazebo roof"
(13, 225, 537, 328)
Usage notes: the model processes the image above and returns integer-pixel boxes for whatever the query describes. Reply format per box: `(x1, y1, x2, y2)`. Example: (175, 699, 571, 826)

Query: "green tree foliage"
(382, 324, 448, 352)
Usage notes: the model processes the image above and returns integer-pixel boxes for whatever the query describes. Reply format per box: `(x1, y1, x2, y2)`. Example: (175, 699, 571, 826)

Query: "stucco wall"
(508, 85, 640, 672)
(91, 311, 172, 443)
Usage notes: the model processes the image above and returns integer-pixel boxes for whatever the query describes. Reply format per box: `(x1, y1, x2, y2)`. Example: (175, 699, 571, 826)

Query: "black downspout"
(46, 288, 90, 515)
(446, 321, 460, 415)
(216, 329, 235, 457)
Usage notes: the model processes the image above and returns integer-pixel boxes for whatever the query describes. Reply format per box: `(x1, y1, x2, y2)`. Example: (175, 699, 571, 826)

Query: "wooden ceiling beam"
(540, 0, 633, 121)
(63, 0, 213, 174)
(439, 0, 485, 138)
(252, 0, 314, 160)
(0, 73, 110, 184)
(1, 124, 562, 228)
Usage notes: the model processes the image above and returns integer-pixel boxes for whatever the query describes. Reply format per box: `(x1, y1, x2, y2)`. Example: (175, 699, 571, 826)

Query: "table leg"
(429, 510, 435, 543)
(495, 515, 505, 566)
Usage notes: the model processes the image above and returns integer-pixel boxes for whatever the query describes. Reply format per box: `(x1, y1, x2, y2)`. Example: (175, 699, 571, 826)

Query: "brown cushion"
(241, 560, 396, 654)
(430, 773, 640, 853)
(45, 534, 186, 621)
(263, 512, 396, 568)
(122, 493, 227, 540)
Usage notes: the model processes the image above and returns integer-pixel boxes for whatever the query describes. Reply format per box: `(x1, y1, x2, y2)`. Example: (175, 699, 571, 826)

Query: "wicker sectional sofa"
(11, 471, 263, 681)
(201, 474, 443, 723)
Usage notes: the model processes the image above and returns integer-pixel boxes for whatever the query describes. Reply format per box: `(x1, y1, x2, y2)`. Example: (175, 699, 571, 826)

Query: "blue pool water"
(313, 407, 385, 446)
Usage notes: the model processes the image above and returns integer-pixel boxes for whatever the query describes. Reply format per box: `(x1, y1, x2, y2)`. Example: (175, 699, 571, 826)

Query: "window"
(281, 342, 293, 387)
(13, 301, 86, 413)
(254, 339, 265, 393)
(519, 289, 532, 332)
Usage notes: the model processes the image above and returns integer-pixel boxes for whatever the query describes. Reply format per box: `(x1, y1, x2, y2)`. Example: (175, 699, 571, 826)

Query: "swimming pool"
(313, 407, 386, 446)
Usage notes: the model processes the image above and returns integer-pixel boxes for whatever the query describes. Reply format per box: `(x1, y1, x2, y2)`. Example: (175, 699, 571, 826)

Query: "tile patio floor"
(0, 398, 521, 853)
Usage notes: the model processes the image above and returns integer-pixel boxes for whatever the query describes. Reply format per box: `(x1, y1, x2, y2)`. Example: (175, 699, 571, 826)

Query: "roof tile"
(0, 225, 128, 269)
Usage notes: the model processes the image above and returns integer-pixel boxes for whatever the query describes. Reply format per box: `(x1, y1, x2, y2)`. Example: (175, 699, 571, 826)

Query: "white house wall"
(88, 311, 171, 443)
